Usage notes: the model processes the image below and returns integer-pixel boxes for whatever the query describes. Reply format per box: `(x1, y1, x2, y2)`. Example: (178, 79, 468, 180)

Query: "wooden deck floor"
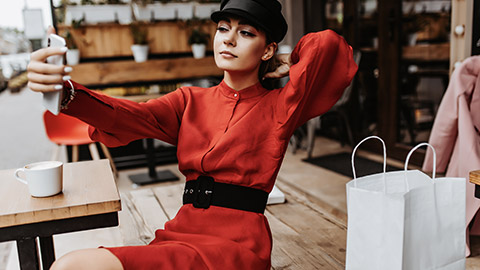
(3, 137, 480, 269)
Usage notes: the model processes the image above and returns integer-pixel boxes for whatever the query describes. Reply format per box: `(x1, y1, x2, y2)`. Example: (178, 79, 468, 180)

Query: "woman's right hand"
(27, 26, 72, 93)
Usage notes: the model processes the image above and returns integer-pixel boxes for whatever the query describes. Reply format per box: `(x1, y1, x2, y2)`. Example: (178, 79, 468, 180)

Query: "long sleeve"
(63, 81, 186, 147)
(276, 30, 358, 130)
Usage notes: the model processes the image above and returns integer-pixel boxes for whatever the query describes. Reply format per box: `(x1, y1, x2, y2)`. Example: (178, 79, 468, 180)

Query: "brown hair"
(259, 36, 281, 90)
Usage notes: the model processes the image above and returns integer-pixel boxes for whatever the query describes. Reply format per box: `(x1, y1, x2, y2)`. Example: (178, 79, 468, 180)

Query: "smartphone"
(43, 34, 66, 115)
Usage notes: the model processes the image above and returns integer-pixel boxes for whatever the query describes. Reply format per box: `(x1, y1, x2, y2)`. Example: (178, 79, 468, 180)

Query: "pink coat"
(422, 56, 480, 256)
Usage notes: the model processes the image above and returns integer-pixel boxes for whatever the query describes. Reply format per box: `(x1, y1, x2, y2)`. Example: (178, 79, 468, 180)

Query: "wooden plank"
(278, 150, 350, 217)
(266, 210, 344, 270)
(267, 193, 346, 268)
(118, 192, 155, 245)
(152, 183, 184, 220)
(69, 57, 223, 87)
(470, 170, 480, 185)
(0, 160, 120, 228)
(274, 179, 347, 225)
(402, 43, 450, 62)
(128, 189, 169, 242)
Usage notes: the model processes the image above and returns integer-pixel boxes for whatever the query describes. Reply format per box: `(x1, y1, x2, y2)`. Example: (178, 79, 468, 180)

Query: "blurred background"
(0, 0, 477, 169)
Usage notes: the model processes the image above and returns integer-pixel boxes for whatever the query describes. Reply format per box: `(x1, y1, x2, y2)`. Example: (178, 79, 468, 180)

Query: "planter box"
(170, 3, 194, 20)
(65, 5, 131, 25)
(135, 3, 194, 22)
(58, 21, 217, 58)
(64, 3, 218, 24)
(194, 3, 219, 19)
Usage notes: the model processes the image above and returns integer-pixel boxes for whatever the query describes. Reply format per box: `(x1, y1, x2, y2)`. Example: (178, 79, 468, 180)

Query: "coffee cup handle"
(14, 168, 28, 185)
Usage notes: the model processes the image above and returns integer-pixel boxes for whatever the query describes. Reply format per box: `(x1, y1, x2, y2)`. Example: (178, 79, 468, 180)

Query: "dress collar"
(218, 80, 268, 100)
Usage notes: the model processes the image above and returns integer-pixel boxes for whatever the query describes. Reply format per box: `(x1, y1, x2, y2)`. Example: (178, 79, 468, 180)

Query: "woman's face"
(213, 17, 271, 75)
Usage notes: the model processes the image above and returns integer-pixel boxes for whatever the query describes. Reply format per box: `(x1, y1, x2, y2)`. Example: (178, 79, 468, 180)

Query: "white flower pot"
(194, 3, 220, 19)
(143, 3, 176, 21)
(191, 44, 206, 59)
(131, 44, 149, 63)
(65, 5, 131, 25)
(135, 3, 193, 21)
(407, 33, 418, 46)
(66, 49, 80, 66)
(170, 3, 194, 20)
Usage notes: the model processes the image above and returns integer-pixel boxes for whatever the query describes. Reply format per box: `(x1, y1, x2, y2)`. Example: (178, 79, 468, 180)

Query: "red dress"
(64, 30, 357, 269)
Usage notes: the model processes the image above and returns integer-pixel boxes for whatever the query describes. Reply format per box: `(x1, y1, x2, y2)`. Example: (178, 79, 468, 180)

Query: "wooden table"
(121, 178, 347, 269)
(0, 159, 121, 270)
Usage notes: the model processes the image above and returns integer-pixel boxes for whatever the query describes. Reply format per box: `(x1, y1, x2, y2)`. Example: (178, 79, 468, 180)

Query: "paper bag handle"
(404, 142, 436, 191)
(351, 136, 387, 190)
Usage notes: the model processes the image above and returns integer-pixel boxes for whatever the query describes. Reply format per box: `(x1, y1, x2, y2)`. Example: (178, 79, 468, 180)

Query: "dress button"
(234, 93, 238, 97)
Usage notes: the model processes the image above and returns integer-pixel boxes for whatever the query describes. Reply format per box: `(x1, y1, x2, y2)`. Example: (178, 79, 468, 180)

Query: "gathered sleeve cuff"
(62, 81, 185, 147)
(276, 30, 358, 130)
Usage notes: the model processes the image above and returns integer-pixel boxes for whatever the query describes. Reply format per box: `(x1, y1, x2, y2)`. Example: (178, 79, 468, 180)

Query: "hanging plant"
(64, 30, 78, 49)
(188, 27, 209, 45)
(130, 22, 149, 45)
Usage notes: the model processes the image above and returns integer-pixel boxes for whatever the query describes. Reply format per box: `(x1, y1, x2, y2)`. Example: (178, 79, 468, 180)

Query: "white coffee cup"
(15, 161, 63, 197)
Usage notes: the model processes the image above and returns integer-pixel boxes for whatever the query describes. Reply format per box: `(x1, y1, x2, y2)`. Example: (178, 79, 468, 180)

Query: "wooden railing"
(70, 56, 222, 87)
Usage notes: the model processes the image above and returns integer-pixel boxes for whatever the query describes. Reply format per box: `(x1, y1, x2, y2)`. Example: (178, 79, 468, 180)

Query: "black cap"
(211, 0, 288, 43)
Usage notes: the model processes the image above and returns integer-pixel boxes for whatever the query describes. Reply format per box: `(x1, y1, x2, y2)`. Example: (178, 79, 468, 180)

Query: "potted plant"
(130, 22, 150, 62)
(65, 30, 80, 65)
(188, 27, 209, 59)
(64, 18, 84, 65)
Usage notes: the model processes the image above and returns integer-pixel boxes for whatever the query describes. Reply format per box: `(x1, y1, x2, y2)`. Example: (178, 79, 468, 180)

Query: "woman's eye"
(240, 31, 255, 37)
(217, 26, 229, 32)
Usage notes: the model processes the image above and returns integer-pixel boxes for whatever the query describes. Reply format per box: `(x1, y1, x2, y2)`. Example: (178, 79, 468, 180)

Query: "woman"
(27, 0, 357, 269)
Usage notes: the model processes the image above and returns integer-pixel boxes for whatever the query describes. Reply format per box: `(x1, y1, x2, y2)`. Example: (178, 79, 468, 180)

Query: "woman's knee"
(50, 248, 123, 270)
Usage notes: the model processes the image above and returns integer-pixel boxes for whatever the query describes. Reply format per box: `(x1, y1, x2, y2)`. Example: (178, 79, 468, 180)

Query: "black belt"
(183, 176, 269, 214)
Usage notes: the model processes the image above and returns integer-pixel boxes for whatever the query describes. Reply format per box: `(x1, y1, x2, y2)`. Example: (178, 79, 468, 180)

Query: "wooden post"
(450, 0, 474, 74)
(377, 0, 401, 144)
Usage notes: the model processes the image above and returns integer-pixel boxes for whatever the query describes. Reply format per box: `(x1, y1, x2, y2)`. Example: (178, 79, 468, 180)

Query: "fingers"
(27, 63, 71, 93)
(27, 81, 64, 93)
(27, 71, 71, 93)
(27, 48, 72, 93)
(30, 46, 67, 62)
(263, 64, 290, 79)
(47, 25, 56, 36)
(27, 71, 70, 85)
(276, 53, 292, 66)
(27, 60, 70, 75)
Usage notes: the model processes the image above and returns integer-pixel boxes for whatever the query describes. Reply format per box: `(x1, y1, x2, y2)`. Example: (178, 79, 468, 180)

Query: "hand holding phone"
(43, 34, 66, 115)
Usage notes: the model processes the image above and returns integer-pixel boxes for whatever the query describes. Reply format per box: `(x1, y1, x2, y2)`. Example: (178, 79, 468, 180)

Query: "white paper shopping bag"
(345, 136, 466, 270)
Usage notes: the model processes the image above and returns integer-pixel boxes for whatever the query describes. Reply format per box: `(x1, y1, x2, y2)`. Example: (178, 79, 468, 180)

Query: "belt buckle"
(193, 176, 214, 209)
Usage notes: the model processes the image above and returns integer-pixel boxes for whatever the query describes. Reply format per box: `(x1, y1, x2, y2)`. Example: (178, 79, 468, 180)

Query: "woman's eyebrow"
(238, 20, 258, 30)
(219, 18, 231, 23)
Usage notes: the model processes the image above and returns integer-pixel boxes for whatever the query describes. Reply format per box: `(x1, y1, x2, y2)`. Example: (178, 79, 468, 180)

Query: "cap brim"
(211, 9, 269, 35)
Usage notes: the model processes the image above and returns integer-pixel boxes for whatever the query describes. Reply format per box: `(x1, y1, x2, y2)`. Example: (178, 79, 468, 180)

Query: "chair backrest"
(43, 111, 92, 145)
(334, 50, 362, 108)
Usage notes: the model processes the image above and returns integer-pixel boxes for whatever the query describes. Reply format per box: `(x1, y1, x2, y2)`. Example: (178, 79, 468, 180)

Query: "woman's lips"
(220, 51, 238, 58)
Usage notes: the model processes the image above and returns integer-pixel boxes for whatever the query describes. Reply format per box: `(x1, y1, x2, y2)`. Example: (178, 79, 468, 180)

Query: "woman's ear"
(262, 42, 278, 61)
